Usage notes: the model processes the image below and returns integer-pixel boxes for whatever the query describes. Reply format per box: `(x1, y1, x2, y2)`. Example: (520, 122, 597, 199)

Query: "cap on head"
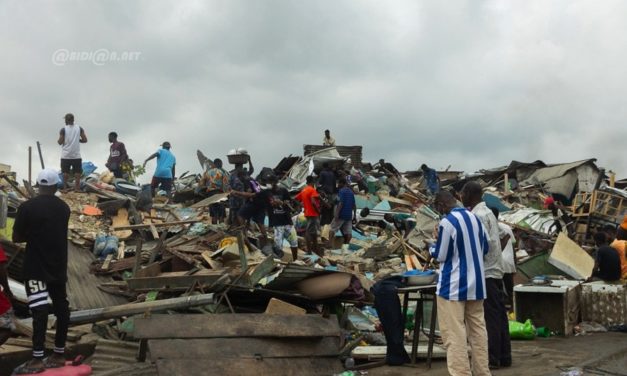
(162, 141, 171, 149)
(37, 168, 60, 186)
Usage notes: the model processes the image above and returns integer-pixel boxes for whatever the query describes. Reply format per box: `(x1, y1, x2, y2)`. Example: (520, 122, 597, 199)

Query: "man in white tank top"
(57, 113, 87, 191)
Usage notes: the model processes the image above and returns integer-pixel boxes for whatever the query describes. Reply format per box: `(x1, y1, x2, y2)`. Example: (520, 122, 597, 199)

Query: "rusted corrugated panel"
(89, 339, 157, 376)
(303, 145, 363, 167)
(66, 244, 128, 310)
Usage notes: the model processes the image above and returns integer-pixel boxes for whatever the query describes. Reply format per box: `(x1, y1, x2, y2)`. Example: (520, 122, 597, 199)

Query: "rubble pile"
(1, 148, 626, 374)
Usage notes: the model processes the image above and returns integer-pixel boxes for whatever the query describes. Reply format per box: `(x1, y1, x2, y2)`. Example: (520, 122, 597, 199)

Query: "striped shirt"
(430, 207, 489, 301)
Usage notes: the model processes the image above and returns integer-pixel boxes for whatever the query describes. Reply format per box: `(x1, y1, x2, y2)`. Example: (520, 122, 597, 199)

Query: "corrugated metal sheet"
(66, 244, 128, 310)
(89, 339, 157, 376)
(303, 145, 363, 167)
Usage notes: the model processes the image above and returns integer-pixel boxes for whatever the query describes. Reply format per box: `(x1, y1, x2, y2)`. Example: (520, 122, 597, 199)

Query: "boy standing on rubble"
(328, 178, 356, 251)
(105, 132, 129, 178)
(12, 169, 71, 374)
(57, 113, 87, 191)
(295, 176, 322, 256)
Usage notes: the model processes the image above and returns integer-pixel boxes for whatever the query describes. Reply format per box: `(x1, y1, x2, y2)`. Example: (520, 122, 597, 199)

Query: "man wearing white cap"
(12, 169, 71, 373)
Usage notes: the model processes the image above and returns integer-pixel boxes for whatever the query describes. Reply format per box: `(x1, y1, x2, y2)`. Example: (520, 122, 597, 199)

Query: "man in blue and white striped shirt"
(430, 191, 491, 376)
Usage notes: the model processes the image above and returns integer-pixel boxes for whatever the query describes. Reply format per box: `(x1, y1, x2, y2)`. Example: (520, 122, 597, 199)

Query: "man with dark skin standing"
(328, 178, 356, 250)
(295, 176, 322, 256)
(461, 181, 511, 369)
(323, 129, 336, 146)
(105, 131, 129, 178)
(430, 190, 491, 376)
(57, 113, 87, 191)
(12, 169, 71, 374)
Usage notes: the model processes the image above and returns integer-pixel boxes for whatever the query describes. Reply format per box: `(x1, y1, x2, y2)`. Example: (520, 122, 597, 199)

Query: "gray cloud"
(2, 0, 627, 183)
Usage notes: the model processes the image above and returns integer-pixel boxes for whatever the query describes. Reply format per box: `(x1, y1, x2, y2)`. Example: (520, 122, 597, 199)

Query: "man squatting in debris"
(57, 113, 87, 191)
(12, 169, 71, 374)
(461, 181, 512, 369)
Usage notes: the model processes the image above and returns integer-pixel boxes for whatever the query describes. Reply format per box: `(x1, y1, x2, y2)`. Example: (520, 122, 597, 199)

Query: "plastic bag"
(509, 319, 536, 340)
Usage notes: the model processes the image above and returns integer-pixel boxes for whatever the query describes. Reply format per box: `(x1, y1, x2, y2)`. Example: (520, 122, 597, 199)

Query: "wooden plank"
(190, 192, 229, 208)
(112, 208, 133, 239)
(149, 224, 159, 239)
(405, 255, 415, 270)
(112, 219, 199, 230)
(134, 261, 162, 278)
(351, 345, 446, 360)
(156, 358, 341, 376)
(134, 314, 340, 339)
(117, 241, 126, 260)
(101, 254, 114, 271)
(246, 255, 276, 286)
(148, 337, 339, 361)
(126, 272, 225, 291)
(265, 298, 306, 315)
(201, 251, 221, 269)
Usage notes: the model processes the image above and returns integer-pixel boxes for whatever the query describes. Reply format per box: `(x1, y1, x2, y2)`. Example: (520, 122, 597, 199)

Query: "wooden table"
(398, 284, 438, 367)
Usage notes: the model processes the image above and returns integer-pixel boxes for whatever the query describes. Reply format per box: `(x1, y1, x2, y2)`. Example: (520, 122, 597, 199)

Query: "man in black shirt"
(12, 169, 71, 373)
(590, 232, 621, 282)
(317, 163, 336, 227)
(268, 176, 299, 261)
(234, 175, 271, 249)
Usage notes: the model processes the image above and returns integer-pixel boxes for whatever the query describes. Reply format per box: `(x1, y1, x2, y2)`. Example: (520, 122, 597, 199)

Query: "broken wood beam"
(112, 219, 199, 230)
(126, 271, 225, 292)
(133, 314, 341, 339)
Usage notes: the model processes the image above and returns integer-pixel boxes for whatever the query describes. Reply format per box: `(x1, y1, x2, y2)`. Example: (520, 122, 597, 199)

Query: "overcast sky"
(2, 0, 627, 183)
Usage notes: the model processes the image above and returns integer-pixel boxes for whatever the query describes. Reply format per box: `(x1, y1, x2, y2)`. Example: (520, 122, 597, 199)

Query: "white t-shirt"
(61, 124, 82, 159)
(498, 222, 517, 273)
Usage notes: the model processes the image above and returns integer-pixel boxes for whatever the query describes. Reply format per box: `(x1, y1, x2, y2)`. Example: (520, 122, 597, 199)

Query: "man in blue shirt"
(328, 178, 356, 250)
(421, 164, 440, 195)
(143, 141, 176, 197)
(430, 190, 491, 376)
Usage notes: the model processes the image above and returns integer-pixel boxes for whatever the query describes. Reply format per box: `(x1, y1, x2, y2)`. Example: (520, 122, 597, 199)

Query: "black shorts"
(60, 158, 82, 174)
(238, 203, 266, 224)
(151, 177, 173, 193)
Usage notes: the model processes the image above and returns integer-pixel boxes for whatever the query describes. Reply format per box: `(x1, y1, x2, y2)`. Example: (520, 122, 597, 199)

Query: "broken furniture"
(399, 284, 438, 367)
(514, 280, 582, 336)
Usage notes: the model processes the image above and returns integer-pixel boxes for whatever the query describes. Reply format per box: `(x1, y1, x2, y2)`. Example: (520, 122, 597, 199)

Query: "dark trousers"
(26, 281, 70, 358)
(372, 277, 411, 365)
(503, 273, 515, 306)
(484, 278, 512, 367)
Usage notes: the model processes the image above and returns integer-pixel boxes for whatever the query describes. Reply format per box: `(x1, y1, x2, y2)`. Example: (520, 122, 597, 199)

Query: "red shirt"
(295, 185, 320, 217)
(0, 246, 11, 314)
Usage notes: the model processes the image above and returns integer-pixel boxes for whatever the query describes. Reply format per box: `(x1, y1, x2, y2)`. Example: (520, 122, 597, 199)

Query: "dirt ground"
(364, 332, 627, 376)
